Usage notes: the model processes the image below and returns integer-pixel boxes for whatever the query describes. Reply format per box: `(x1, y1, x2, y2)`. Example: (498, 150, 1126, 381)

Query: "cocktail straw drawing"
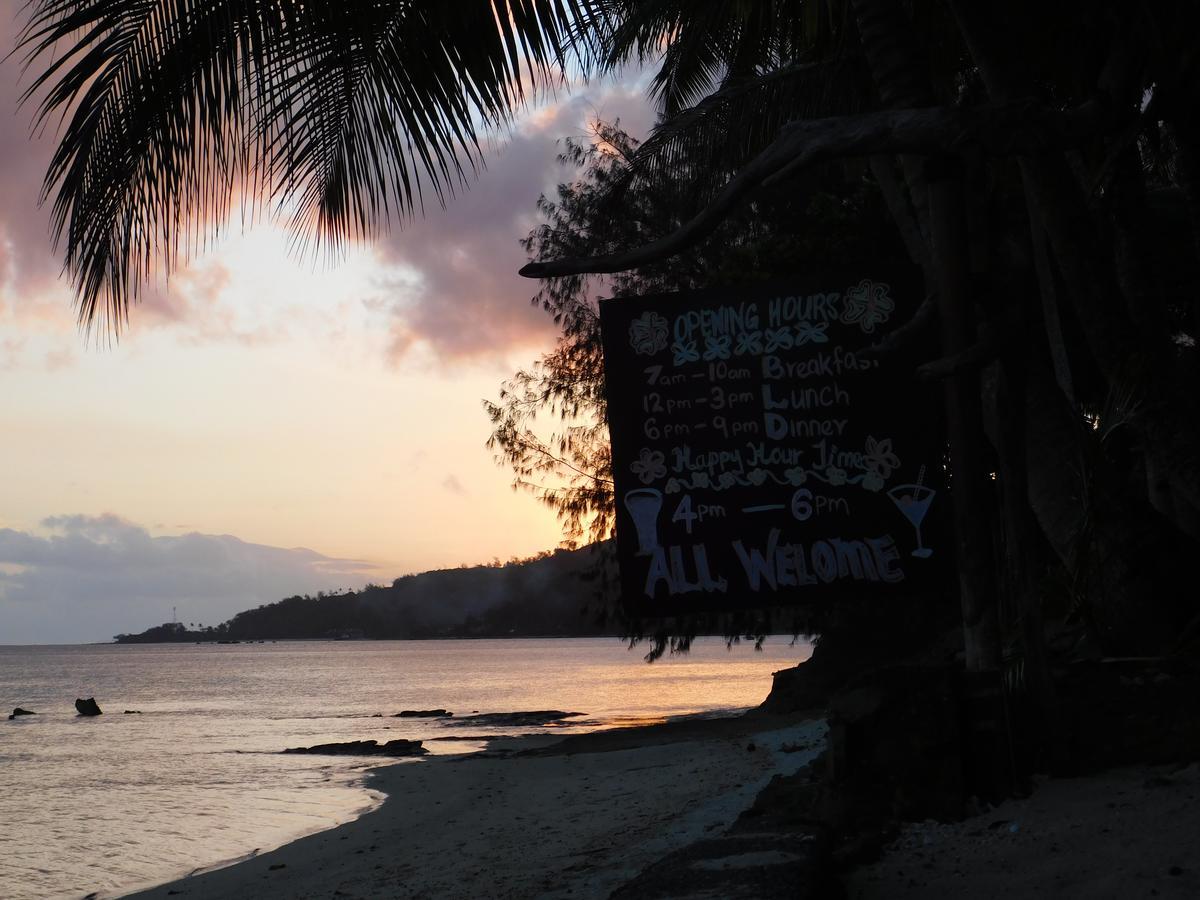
(887, 465, 935, 558)
(624, 488, 663, 555)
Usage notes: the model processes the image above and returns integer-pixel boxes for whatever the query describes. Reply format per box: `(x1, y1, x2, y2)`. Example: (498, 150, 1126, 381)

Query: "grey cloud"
(0, 514, 378, 644)
(0, 14, 64, 301)
(374, 83, 655, 361)
(0, 14, 284, 348)
(2, 9, 655, 363)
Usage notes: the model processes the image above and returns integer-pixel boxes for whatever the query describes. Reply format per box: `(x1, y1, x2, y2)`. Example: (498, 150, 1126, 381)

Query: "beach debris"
(75, 697, 103, 716)
(453, 710, 585, 728)
(282, 739, 428, 757)
(395, 709, 453, 718)
(8, 707, 36, 719)
(123, 710, 143, 714)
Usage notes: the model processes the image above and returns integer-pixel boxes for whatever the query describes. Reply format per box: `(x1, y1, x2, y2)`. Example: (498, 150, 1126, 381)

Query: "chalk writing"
(600, 275, 945, 614)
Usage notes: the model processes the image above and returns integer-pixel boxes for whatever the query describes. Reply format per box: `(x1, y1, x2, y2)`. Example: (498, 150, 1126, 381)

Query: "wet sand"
(124, 714, 825, 900)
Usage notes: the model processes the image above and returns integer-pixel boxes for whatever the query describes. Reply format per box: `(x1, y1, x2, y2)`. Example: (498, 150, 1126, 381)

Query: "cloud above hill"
(1, 5, 654, 365)
(372, 83, 654, 361)
(0, 515, 378, 644)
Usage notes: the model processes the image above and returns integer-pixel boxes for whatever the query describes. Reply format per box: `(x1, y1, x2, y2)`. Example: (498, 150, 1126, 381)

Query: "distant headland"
(114, 545, 620, 643)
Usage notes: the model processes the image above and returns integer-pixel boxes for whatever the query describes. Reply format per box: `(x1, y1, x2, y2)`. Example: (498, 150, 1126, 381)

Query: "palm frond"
(598, 0, 848, 116)
(18, 0, 605, 332)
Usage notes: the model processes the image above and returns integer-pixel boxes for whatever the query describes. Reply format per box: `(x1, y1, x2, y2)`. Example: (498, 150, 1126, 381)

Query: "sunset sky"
(0, 11, 653, 642)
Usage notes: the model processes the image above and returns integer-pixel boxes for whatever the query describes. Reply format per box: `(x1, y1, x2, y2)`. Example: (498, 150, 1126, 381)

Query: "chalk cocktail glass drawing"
(623, 489, 663, 555)
(887, 484, 935, 558)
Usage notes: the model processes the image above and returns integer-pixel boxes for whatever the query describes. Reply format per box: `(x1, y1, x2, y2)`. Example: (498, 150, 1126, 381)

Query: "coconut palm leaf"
(596, 0, 848, 117)
(18, 0, 603, 331)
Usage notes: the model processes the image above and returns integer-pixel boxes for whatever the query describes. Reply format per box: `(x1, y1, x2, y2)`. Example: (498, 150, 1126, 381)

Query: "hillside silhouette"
(114, 545, 617, 643)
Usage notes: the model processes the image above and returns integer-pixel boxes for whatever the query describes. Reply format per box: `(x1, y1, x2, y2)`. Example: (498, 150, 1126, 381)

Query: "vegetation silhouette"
(19, 0, 1200, 728)
(510, 2, 1200, 679)
(114, 546, 622, 643)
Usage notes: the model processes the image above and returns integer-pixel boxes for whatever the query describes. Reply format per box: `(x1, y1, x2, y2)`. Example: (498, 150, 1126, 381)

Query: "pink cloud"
(0, 12, 278, 350)
(373, 82, 655, 362)
(0, 19, 63, 301)
(2, 7, 655, 364)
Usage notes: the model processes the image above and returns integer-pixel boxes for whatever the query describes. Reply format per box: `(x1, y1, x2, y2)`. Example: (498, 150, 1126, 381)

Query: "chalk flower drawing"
(718, 472, 739, 489)
(784, 467, 808, 486)
(764, 328, 794, 352)
(826, 466, 848, 486)
(691, 472, 711, 488)
(793, 321, 829, 345)
(863, 436, 901, 479)
(665, 478, 681, 494)
(672, 340, 700, 365)
(747, 468, 769, 486)
(703, 335, 731, 361)
(629, 312, 669, 355)
(862, 470, 885, 492)
(630, 448, 667, 484)
(842, 279, 895, 333)
(734, 330, 763, 355)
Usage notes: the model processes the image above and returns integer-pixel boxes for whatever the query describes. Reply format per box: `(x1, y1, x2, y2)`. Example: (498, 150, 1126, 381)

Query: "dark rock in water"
(9, 707, 37, 720)
(453, 710, 585, 728)
(282, 739, 427, 757)
(75, 697, 103, 716)
(123, 710, 143, 714)
(394, 709, 452, 718)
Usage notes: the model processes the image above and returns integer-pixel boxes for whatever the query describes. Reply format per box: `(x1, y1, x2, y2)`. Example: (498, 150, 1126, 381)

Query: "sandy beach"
(845, 761, 1200, 900)
(124, 714, 824, 900)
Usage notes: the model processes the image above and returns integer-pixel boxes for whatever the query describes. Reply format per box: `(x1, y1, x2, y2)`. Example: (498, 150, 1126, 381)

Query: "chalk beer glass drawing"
(623, 488, 663, 555)
(887, 466, 935, 558)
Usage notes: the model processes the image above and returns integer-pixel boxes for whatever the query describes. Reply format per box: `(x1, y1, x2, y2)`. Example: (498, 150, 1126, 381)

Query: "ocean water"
(0, 637, 811, 899)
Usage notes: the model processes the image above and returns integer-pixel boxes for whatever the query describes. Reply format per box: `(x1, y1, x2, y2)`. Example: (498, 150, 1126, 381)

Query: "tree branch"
(520, 98, 1112, 279)
(916, 329, 1011, 381)
(860, 291, 938, 359)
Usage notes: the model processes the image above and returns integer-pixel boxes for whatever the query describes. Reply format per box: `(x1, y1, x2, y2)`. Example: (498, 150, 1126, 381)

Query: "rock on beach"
(282, 739, 428, 757)
(453, 710, 586, 728)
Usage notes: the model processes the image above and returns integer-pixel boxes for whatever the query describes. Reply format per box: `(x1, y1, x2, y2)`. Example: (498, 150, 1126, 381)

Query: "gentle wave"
(0, 637, 809, 899)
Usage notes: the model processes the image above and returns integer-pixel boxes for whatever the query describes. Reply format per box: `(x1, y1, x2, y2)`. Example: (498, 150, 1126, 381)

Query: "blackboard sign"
(600, 275, 947, 615)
